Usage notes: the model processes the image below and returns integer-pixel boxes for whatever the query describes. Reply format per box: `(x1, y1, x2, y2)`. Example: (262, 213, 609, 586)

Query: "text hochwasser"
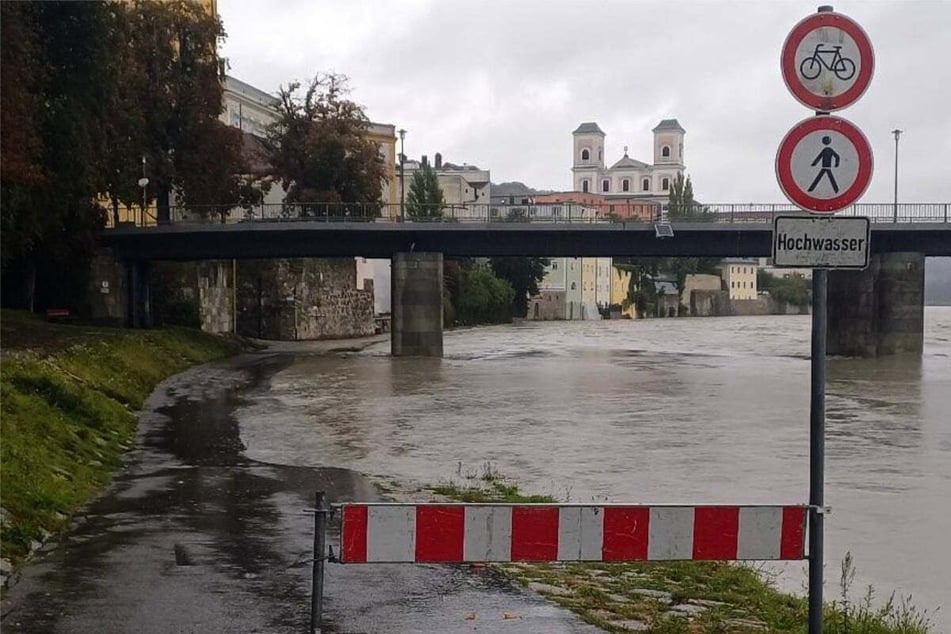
(775, 233, 865, 252)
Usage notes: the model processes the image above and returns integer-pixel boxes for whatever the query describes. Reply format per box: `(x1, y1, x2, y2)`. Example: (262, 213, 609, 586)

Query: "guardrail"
(108, 201, 951, 228)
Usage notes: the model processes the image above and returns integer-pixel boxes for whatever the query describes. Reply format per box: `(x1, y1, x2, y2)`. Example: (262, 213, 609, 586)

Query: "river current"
(235, 308, 951, 625)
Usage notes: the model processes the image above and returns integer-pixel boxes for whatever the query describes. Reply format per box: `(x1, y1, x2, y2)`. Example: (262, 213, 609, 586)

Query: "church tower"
(571, 122, 605, 193)
(652, 119, 686, 167)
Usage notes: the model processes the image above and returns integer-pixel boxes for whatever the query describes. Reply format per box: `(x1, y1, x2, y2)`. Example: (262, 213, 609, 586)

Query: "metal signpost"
(778, 6, 874, 633)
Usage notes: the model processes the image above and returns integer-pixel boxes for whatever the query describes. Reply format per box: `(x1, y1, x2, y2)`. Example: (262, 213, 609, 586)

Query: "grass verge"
(1, 311, 244, 565)
(422, 463, 933, 633)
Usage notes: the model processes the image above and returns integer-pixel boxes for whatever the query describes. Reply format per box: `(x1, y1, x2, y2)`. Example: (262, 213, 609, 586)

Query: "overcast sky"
(219, 0, 950, 203)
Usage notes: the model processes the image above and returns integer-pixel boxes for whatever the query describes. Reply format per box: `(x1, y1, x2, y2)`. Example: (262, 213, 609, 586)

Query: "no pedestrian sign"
(775, 115, 873, 214)
(781, 10, 874, 111)
(773, 215, 870, 269)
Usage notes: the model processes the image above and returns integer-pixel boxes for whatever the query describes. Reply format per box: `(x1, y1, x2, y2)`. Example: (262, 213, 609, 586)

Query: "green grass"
(1, 318, 244, 563)
(425, 467, 933, 633)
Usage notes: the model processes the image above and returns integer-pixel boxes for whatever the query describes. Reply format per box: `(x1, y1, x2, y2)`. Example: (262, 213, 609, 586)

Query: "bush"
(455, 267, 514, 325)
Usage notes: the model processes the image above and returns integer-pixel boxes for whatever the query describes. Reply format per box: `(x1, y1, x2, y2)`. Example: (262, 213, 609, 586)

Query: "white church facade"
(571, 119, 686, 200)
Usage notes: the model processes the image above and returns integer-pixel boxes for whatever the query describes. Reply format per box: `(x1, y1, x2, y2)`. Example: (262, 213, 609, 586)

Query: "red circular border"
(775, 116, 873, 213)
(781, 12, 874, 111)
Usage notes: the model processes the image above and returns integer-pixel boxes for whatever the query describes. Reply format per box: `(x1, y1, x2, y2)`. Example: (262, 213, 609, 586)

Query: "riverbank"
(378, 465, 934, 633)
(0, 310, 245, 580)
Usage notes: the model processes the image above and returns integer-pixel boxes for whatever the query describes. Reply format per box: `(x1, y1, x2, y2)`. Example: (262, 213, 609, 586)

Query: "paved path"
(1, 347, 598, 633)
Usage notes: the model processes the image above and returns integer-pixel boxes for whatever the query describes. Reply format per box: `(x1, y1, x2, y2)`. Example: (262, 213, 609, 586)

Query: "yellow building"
(720, 259, 758, 300)
(610, 265, 637, 318)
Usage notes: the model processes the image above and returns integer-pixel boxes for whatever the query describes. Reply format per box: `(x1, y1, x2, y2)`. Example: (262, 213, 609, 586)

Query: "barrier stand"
(306, 492, 334, 634)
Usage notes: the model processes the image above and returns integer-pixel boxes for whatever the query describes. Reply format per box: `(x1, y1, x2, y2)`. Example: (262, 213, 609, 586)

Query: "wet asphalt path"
(1, 351, 599, 633)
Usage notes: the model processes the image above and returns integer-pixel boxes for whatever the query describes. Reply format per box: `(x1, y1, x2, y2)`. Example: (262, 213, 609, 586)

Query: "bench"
(46, 308, 72, 322)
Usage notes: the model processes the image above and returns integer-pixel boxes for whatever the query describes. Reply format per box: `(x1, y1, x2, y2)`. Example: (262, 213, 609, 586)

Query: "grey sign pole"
(311, 491, 328, 634)
(809, 268, 827, 633)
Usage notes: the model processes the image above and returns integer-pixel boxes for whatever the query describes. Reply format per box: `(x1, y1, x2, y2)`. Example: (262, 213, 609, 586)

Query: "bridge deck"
(101, 221, 951, 260)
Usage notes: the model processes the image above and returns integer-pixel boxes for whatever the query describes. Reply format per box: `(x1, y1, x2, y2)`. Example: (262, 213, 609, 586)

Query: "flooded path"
(1, 351, 596, 633)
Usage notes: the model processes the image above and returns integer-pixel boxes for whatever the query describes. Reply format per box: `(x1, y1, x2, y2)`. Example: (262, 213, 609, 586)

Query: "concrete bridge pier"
(827, 252, 925, 357)
(391, 252, 443, 357)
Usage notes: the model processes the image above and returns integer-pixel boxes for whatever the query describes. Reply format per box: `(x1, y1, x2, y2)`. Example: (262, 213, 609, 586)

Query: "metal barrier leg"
(311, 491, 327, 633)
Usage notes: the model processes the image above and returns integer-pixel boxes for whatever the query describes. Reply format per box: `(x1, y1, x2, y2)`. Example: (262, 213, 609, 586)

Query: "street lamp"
(398, 128, 406, 222)
(137, 155, 149, 226)
(892, 129, 902, 223)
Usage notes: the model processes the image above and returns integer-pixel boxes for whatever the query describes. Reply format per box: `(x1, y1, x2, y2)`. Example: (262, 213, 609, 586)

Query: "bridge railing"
(110, 201, 951, 228)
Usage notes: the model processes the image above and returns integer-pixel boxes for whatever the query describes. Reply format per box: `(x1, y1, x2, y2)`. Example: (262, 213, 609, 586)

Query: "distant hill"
(491, 182, 554, 198)
(926, 257, 951, 305)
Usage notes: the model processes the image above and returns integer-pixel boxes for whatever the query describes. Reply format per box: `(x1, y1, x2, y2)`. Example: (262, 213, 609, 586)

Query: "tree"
(265, 73, 387, 215)
(406, 164, 445, 219)
(667, 172, 694, 218)
(175, 120, 263, 222)
(668, 173, 714, 222)
(456, 267, 514, 325)
(489, 257, 551, 318)
(1, 0, 248, 310)
(120, 0, 231, 222)
(1, 1, 114, 310)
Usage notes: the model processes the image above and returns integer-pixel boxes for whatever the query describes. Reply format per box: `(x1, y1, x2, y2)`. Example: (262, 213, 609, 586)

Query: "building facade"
(571, 120, 686, 201)
(720, 259, 759, 300)
(400, 153, 491, 219)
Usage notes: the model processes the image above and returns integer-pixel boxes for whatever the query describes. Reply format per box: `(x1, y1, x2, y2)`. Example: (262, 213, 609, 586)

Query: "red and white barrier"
(340, 504, 806, 563)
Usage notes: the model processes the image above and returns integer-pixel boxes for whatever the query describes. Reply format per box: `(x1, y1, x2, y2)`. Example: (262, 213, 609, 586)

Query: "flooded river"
(237, 308, 951, 625)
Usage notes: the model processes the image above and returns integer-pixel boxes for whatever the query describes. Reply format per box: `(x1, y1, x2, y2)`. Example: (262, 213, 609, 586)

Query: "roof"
(224, 75, 279, 107)
(654, 281, 679, 295)
(573, 122, 605, 135)
(609, 155, 648, 170)
(652, 119, 685, 133)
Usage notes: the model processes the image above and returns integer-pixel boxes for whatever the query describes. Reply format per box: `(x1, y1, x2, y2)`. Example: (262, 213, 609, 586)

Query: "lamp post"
(892, 129, 902, 223)
(137, 155, 149, 226)
(398, 128, 406, 222)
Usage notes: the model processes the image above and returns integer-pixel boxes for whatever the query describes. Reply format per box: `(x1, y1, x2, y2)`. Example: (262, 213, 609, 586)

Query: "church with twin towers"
(571, 119, 686, 199)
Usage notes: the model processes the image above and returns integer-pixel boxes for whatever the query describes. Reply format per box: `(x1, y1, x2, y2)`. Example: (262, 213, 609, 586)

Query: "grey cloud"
(220, 0, 951, 201)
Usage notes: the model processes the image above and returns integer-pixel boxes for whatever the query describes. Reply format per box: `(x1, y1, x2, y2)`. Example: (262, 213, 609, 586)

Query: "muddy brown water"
(236, 309, 951, 626)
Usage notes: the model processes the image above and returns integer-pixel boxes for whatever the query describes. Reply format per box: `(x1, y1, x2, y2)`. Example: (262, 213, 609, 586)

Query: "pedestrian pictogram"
(808, 136, 840, 193)
(781, 11, 874, 111)
(776, 115, 873, 214)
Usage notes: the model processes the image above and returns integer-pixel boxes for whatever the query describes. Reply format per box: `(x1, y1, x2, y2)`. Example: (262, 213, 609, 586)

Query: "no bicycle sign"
(781, 10, 874, 112)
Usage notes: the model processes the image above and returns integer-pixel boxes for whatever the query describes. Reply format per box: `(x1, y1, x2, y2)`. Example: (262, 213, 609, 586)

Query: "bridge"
(96, 202, 951, 358)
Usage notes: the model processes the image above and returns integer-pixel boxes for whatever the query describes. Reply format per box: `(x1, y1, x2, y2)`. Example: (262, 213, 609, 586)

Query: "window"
(622, 179, 630, 192)
(642, 178, 650, 191)
(598, 149, 602, 161)
(602, 179, 610, 192)
(571, 282, 577, 290)
(581, 149, 590, 161)
(662, 145, 671, 158)
(662, 177, 670, 190)
(552, 261, 558, 270)
(732, 281, 735, 288)
(582, 180, 589, 193)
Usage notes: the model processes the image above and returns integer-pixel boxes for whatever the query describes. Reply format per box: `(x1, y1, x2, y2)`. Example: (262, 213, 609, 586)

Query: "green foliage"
(1, 0, 246, 308)
(406, 164, 445, 219)
(455, 267, 514, 326)
(761, 270, 812, 307)
(489, 257, 550, 318)
(265, 73, 387, 211)
(0, 321, 242, 562)
(667, 173, 714, 221)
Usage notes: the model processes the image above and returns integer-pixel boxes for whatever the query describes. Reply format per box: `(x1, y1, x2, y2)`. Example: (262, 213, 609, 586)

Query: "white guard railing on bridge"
(110, 201, 951, 228)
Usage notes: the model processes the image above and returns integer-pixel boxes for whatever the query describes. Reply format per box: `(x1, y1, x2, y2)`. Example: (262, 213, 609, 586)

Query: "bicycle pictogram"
(799, 44, 856, 81)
